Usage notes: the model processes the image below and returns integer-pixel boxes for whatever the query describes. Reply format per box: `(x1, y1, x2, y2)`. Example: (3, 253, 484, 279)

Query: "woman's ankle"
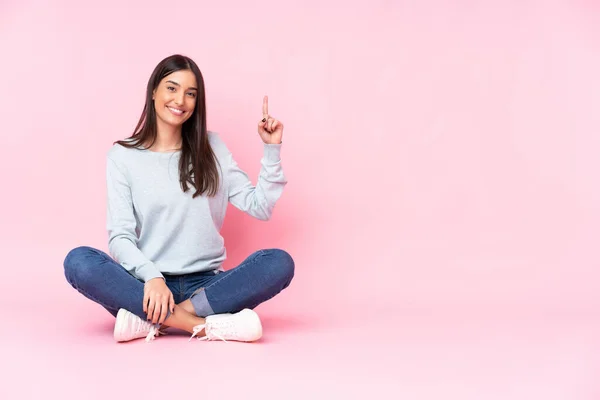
(177, 299, 197, 315)
(163, 306, 205, 333)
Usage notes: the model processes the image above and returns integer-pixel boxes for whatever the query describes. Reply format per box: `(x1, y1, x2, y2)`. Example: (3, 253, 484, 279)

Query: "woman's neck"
(149, 122, 182, 152)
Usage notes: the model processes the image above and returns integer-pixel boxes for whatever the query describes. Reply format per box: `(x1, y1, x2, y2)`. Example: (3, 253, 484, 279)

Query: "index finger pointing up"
(262, 95, 269, 117)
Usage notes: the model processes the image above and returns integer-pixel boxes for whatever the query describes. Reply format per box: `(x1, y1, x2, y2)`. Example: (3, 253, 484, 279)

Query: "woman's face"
(152, 69, 198, 128)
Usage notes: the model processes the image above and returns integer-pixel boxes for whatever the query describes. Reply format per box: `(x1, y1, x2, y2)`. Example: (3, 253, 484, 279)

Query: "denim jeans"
(63, 246, 294, 319)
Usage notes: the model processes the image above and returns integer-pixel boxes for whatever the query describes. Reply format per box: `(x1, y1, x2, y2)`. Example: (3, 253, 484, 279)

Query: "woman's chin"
(158, 114, 187, 127)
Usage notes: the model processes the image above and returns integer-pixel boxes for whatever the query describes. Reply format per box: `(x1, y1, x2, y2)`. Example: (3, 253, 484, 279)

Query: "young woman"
(63, 54, 294, 343)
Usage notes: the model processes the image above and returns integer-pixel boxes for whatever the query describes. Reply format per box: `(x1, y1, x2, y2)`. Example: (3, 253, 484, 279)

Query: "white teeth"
(168, 107, 184, 115)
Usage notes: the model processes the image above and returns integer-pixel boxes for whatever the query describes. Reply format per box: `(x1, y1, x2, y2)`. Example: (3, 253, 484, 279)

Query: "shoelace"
(188, 323, 228, 342)
(189, 324, 208, 341)
(145, 325, 167, 343)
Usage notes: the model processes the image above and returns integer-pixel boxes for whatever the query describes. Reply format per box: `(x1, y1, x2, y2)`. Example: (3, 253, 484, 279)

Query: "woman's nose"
(174, 93, 184, 105)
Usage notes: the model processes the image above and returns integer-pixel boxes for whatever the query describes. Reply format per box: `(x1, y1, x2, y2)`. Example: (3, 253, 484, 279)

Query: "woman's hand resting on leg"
(143, 278, 175, 324)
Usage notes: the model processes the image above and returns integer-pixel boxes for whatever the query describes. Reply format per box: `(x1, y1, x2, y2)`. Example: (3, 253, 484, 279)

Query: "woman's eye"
(167, 86, 175, 91)
(187, 93, 196, 98)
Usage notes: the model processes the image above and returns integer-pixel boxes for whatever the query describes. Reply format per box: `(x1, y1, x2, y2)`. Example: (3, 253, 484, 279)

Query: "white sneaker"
(114, 308, 164, 343)
(189, 309, 263, 342)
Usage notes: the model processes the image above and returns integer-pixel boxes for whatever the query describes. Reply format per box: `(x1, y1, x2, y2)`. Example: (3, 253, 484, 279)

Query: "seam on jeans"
(69, 282, 119, 314)
(66, 251, 136, 316)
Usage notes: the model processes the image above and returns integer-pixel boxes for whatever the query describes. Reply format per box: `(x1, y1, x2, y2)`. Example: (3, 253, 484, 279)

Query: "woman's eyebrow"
(166, 80, 197, 90)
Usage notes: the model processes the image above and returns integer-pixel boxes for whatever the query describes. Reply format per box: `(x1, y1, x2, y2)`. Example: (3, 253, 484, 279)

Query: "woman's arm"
(221, 96, 288, 220)
(106, 156, 164, 282)
(225, 142, 287, 220)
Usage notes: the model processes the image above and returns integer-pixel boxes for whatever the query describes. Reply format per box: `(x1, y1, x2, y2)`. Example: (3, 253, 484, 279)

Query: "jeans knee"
(263, 248, 295, 284)
(63, 246, 97, 285)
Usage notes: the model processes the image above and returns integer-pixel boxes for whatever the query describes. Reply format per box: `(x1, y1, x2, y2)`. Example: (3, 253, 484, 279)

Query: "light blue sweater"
(105, 131, 287, 282)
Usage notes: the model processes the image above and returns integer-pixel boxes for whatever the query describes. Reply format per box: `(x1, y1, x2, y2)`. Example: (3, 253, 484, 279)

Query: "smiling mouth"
(167, 106, 185, 116)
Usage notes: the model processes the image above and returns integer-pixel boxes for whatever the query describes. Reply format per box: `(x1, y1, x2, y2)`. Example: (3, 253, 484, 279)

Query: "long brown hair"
(116, 54, 219, 198)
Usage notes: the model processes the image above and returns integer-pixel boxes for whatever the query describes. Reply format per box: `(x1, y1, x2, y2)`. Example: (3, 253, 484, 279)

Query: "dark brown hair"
(116, 54, 219, 198)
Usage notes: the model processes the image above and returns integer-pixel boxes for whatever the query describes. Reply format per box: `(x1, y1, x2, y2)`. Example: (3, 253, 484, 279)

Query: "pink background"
(1, 0, 599, 399)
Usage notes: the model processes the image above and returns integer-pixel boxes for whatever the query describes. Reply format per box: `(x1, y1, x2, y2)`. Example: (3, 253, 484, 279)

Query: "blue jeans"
(63, 246, 294, 319)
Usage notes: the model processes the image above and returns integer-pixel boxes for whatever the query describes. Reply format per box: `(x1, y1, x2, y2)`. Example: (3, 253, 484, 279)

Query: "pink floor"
(3, 303, 599, 399)
(2, 245, 598, 400)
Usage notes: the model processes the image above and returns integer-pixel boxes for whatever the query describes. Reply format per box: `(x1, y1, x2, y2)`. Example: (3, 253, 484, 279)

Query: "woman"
(63, 54, 294, 343)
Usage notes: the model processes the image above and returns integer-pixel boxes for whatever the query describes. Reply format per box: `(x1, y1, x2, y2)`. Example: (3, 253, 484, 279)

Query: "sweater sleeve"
(225, 142, 288, 220)
(106, 156, 164, 282)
